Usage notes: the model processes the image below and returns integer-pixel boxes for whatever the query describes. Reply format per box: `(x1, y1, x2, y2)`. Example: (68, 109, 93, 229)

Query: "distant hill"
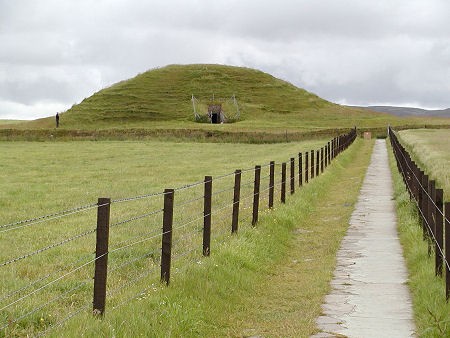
(362, 106, 450, 118)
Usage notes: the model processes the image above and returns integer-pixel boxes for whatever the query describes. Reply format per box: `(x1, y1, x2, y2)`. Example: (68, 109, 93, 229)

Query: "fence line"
(389, 126, 450, 300)
(0, 128, 357, 336)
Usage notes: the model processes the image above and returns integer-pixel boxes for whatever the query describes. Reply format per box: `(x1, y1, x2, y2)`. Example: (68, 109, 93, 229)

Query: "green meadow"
(43, 138, 372, 337)
(398, 129, 450, 199)
(1, 138, 332, 337)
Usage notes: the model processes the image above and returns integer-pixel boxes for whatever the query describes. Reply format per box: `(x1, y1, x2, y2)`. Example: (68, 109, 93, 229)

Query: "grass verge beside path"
(388, 141, 450, 337)
(50, 139, 373, 337)
(224, 138, 374, 337)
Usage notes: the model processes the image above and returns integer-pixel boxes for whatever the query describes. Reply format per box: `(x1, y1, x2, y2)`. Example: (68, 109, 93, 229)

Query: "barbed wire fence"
(389, 126, 450, 300)
(0, 128, 357, 337)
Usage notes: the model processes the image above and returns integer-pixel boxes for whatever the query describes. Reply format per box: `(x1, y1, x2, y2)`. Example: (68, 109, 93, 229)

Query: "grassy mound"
(4, 64, 449, 134)
(10, 64, 422, 131)
(63, 64, 333, 126)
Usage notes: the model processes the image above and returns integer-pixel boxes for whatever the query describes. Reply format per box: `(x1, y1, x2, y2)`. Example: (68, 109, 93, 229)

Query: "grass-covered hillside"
(8, 64, 447, 133)
(64, 64, 333, 128)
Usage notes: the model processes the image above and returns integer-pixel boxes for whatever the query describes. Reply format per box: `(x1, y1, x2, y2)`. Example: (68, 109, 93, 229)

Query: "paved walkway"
(312, 140, 416, 338)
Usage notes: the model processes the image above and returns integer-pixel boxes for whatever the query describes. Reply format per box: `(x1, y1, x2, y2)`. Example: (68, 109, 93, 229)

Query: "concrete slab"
(313, 140, 416, 338)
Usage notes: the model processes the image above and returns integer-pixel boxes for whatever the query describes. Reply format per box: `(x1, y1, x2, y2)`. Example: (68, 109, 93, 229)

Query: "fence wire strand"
(111, 191, 165, 204)
(0, 204, 101, 235)
(0, 203, 99, 231)
(0, 228, 97, 268)
(0, 253, 93, 303)
(0, 254, 98, 313)
(390, 129, 450, 271)
(392, 136, 447, 221)
(110, 208, 164, 229)
(34, 302, 91, 338)
(0, 281, 89, 331)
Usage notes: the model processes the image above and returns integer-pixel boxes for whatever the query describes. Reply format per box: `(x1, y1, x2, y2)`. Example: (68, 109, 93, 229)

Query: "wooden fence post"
(327, 142, 330, 164)
(418, 171, 425, 239)
(203, 176, 212, 256)
(321, 147, 324, 173)
(406, 154, 413, 199)
(316, 149, 320, 177)
(421, 174, 428, 242)
(426, 179, 434, 256)
(281, 162, 286, 203)
(161, 189, 174, 285)
(412, 162, 419, 202)
(252, 166, 261, 226)
(290, 157, 295, 195)
(93, 197, 111, 317)
(232, 170, 242, 233)
(435, 189, 443, 276)
(331, 138, 336, 160)
(329, 141, 332, 162)
(430, 181, 436, 255)
(445, 202, 450, 301)
(335, 137, 339, 157)
(298, 153, 303, 187)
(305, 151, 309, 183)
(415, 164, 421, 204)
(311, 150, 315, 179)
(269, 163, 275, 209)
(335, 137, 338, 157)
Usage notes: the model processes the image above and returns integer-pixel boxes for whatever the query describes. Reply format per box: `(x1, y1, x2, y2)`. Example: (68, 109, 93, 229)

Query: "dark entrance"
(211, 113, 219, 123)
(208, 104, 222, 124)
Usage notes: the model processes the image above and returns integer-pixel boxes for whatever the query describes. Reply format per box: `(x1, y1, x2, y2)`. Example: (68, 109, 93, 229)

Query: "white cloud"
(0, 100, 67, 120)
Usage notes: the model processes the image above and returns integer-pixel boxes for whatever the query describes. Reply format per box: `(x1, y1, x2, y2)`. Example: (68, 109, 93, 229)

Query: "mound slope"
(11, 64, 442, 132)
(63, 64, 333, 125)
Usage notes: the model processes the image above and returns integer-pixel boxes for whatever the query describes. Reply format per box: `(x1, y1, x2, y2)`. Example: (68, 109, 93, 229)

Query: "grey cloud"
(0, 0, 449, 120)
(0, 62, 105, 110)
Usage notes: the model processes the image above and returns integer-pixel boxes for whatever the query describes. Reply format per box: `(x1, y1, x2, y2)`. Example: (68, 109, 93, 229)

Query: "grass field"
(397, 129, 450, 200)
(43, 137, 372, 337)
(1, 137, 337, 337)
(388, 138, 450, 337)
(0, 139, 330, 222)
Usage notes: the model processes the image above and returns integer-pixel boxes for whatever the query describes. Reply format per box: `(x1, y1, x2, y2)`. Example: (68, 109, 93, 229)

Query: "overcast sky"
(1, 0, 449, 120)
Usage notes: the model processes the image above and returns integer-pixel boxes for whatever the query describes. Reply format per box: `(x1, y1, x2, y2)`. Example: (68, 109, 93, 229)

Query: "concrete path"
(312, 140, 416, 338)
